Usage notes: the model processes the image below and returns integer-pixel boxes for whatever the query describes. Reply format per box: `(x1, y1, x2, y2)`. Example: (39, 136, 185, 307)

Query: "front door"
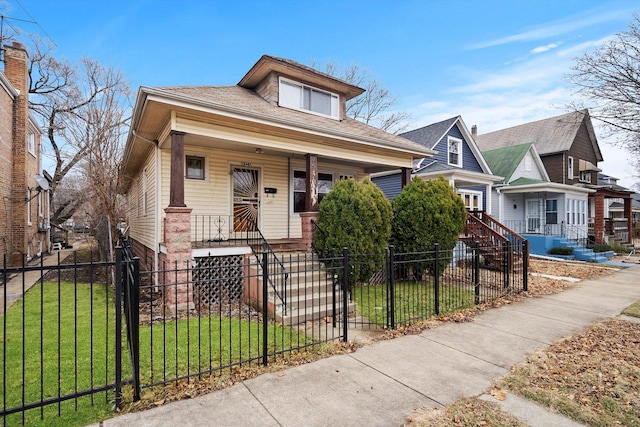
(232, 167, 260, 232)
(526, 199, 540, 233)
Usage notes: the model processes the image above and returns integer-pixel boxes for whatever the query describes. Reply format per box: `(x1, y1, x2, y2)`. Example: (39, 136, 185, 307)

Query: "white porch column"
(485, 183, 492, 214)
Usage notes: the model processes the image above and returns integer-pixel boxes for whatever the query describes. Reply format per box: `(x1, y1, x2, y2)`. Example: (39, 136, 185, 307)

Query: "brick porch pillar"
(164, 206, 193, 311)
(624, 196, 633, 244)
(593, 193, 605, 244)
(300, 212, 319, 251)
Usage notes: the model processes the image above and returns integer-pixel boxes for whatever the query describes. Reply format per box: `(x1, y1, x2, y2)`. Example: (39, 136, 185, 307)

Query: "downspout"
(155, 142, 160, 289)
(287, 157, 290, 238)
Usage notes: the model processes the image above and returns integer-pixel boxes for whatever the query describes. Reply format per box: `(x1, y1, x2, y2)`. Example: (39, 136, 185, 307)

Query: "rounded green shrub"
(315, 177, 392, 283)
(391, 176, 466, 278)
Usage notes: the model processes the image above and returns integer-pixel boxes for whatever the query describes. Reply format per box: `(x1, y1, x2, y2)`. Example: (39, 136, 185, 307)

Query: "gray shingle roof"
(400, 116, 458, 149)
(476, 110, 602, 161)
(152, 85, 433, 155)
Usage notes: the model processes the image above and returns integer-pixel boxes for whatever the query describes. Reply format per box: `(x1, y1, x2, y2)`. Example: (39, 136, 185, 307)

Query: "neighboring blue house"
(372, 116, 501, 211)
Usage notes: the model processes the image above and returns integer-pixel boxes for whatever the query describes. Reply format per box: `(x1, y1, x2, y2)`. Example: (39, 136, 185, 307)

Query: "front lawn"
(352, 281, 476, 327)
(1, 282, 313, 426)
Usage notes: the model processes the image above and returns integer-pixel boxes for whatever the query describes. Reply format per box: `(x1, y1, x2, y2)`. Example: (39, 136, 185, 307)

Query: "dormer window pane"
(280, 80, 302, 108)
(279, 77, 338, 118)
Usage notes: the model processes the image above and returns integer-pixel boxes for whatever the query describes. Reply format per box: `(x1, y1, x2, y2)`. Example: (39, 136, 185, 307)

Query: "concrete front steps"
(550, 237, 615, 263)
(269, 252, 353, 325)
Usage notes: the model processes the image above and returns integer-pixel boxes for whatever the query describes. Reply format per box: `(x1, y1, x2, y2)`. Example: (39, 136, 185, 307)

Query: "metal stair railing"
(247, 219, 289, 313)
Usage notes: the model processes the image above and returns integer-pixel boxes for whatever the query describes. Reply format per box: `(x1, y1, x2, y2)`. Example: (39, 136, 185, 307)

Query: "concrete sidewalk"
(98, 263, 640, 427)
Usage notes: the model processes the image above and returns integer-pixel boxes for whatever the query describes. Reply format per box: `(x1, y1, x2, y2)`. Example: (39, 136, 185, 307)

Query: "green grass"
(0, 282, 119, 427)
(138, 314, 311, 386)
(352, 281, 475, 327)
(0, 282, 314, 426)
(622, 301, 640, 318)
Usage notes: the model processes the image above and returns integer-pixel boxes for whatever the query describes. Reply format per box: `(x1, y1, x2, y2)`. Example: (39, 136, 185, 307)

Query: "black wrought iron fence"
(1, 236, 527, 424)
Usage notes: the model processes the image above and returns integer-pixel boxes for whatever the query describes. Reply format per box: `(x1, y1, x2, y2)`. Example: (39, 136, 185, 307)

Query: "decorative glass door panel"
(232, 168, 259, 232)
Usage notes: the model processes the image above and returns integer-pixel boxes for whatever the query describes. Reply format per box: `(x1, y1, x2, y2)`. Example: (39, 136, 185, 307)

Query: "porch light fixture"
(255, 148, 263, 154)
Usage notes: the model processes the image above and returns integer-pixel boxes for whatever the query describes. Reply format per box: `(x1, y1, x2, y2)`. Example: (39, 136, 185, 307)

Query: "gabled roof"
(401, 117, 458, 150)
(401, 116, 493, 175)
(476, 110, 603, 162)
(482, 143, 535, 184)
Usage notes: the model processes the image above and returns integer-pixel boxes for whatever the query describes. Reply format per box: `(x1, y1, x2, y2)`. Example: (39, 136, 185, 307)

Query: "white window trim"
(447, 136, 463, 167)
(579, 170, 591, 183)
(278, 77, 340, 120)
(27, 131, 36, 157)
(458, 189, 482, 211)
(568, 156, 574, 180)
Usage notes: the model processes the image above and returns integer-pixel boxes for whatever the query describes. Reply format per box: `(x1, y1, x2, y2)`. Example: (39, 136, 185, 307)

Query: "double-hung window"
(279, 78, 339, 119)
(447, 137, 462, 167)
(545, 199, 558, 225)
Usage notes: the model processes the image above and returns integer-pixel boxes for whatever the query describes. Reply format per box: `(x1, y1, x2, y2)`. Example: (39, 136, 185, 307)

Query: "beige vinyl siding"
(127, 149, 157, 250)
(159, 146, 367, 242)
(160, 146, 290, 241)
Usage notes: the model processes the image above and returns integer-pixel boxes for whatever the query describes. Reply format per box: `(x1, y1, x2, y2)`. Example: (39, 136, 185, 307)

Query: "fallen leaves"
(498, 318, 640, 426)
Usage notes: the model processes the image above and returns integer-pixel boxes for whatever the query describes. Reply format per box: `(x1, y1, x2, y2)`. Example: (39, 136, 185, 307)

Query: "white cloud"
(471, 8, 630, 49)
(531, 43, 559, 54)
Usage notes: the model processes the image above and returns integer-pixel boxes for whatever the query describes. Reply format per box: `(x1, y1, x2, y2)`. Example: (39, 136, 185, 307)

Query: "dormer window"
(448, 136, 462, 167)
(279, 77, 339, 119)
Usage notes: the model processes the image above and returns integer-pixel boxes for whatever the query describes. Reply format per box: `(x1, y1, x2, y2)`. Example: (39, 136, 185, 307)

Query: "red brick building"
(1, 42, 48, 265)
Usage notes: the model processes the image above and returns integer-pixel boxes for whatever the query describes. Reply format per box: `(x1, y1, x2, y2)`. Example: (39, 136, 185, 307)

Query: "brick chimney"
(4, 42, 30, 265)
(471, 125, 477, 138)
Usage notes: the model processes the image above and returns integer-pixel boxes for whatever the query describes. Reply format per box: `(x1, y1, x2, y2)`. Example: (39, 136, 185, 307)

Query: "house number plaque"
(241, 162, 251, 167)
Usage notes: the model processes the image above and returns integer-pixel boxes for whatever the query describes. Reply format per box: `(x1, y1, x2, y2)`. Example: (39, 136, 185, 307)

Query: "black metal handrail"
(247, 219, 289, 313)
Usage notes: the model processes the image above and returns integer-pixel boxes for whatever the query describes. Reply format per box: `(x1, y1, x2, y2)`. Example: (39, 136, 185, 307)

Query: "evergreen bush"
(391, 176, 466, 278)
(315, 178, 392, 283)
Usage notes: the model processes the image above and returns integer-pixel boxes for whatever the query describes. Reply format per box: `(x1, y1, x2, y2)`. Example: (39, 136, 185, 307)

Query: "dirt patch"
(404, 396, 526, 427)
(529, 258, 619, 280)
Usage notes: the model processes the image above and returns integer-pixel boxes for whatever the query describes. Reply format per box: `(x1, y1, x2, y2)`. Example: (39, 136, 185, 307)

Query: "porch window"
(458, 190, 482, 211)
(279, 78, 339, 119)
(186, 155, 205, 180)
(545, 199, 558, 224)
(448, 137, 462, 167)
(293, 171, 334, 213)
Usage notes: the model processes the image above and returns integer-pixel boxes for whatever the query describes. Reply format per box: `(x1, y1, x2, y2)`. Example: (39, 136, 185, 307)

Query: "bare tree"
(312, 61, 411, 134)
(25, 37, 131, 227)
(567, 14, 640, 170)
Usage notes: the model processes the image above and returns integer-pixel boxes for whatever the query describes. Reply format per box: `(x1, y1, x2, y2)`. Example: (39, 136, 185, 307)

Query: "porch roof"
(498, 179, 595, 195)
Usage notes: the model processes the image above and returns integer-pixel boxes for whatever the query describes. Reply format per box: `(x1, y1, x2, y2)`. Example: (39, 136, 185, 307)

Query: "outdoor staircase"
(550, 237, 615, 262)
(460, 211, 528, 272)
(265, 252, 353, 325)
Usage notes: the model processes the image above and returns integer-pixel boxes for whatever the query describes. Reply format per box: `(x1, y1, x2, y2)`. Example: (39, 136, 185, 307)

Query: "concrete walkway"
(97, 263, 640, 427)
(0, 247, 76, 315)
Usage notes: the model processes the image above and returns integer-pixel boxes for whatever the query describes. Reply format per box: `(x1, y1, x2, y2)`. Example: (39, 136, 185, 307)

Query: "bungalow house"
(1, 42, 48, 266)
(372, 116, 501, 210)
(475, 110, 633, 245)
(120, 55, 434, 311)
(481, 142, 598, 259)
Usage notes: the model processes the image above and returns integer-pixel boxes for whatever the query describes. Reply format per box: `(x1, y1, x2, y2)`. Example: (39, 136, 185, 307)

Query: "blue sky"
(4, 0, 639, 188)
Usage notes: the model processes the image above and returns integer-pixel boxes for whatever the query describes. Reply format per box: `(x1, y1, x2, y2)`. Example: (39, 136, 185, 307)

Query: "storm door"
(526, 199, 541, 233)
(232, 167, 260, 233)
